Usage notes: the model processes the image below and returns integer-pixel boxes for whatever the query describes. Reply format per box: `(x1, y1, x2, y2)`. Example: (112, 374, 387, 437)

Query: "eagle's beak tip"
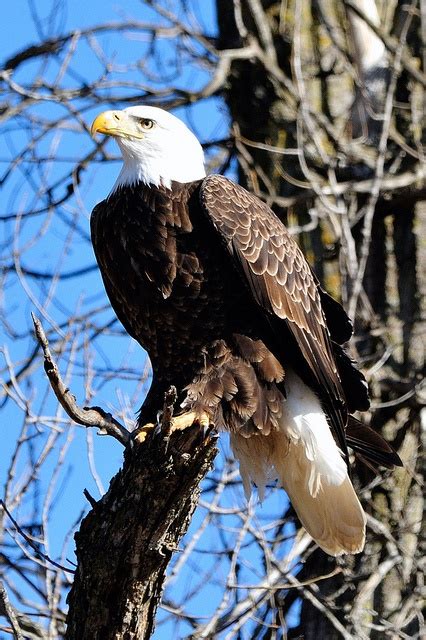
(91, 111, 113, 138)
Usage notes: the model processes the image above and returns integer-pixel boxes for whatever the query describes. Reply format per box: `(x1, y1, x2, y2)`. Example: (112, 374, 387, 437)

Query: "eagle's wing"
(199, 174, 349, 455)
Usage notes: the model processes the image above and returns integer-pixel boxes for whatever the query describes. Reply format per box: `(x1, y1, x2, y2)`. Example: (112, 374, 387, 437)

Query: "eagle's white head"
(91, 106, 206, 191)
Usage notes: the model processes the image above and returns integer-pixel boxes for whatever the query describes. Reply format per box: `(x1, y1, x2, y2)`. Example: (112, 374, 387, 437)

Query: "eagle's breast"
(90, 181, 232, 378)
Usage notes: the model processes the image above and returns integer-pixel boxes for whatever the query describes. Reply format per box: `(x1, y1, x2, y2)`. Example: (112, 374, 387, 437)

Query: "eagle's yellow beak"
(91, 110, 144, 139)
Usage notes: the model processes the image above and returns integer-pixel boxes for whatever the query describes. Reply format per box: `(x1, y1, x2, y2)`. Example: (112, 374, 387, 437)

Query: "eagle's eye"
(140, 118, 155, 130)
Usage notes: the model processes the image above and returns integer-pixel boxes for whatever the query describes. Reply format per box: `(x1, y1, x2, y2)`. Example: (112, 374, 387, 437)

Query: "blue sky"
(1, 2, 300, 636)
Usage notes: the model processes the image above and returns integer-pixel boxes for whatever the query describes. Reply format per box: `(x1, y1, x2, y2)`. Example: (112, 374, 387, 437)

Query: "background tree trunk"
(217, 1, 424, 637)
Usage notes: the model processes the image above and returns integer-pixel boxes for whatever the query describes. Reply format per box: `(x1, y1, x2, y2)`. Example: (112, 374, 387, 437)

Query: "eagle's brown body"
(91, 171, 400, 555)
(91, 176, 364, 434)
(91, 178, 287, 430)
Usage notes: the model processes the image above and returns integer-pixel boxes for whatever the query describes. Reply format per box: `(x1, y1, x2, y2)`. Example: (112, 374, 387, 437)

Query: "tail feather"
(231, 430, 366, 556)
(332, 342, 370, 413)
(271, 434, 366, 555)
(230, 371, 367, 556)
(230, 431, 277, 502)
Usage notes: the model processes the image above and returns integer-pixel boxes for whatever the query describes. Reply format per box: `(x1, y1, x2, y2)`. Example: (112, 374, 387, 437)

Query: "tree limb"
(0, 581, 24, 640)
(31, 314, 131, 446)
(32, 313, 218, 638)
(65, 425, 218, 639)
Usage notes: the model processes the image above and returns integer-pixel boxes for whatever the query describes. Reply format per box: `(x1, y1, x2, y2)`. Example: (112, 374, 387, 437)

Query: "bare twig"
(31, 314, 131, 446)
(228, 567, 342, 590)
(0, 581, 24, 640)
(1, 500, 74, 574)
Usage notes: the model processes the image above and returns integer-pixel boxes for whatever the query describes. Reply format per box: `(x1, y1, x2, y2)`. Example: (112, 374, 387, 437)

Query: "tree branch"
(32, 313, 218, 638)
(0, 581, 24, 640)
(31, 314, 131, 446)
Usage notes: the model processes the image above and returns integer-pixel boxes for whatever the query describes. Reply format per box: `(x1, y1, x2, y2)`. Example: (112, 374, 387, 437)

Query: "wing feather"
(200, 175, 349, 454)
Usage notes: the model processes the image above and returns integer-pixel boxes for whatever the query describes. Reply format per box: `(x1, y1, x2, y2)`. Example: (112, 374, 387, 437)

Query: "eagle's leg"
(134, 410, 211, 445)
(170, 410, 210, 432)
(133, 422, 156, 445)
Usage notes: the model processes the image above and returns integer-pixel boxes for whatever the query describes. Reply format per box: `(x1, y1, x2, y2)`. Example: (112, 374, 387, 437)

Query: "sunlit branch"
(31, 314, 131, 446)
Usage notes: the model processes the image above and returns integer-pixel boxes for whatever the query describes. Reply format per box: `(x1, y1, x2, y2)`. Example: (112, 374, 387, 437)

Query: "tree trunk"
(65, 427, 217, 639)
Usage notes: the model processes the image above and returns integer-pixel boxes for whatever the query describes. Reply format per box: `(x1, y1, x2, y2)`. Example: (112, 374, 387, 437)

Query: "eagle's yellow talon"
(134, 411, 210, 445)
(134, 422, 156, 444)
(169, 410, 210, 432)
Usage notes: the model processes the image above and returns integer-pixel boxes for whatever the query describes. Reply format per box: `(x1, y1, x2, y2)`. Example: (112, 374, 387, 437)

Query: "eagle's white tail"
(231, 371, 366, 556)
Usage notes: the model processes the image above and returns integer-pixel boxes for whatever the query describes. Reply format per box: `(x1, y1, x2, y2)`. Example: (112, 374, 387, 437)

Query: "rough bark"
(65, 426, 218, 639)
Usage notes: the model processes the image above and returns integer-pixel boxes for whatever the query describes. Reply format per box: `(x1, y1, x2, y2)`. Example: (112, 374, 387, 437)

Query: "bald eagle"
(90, 106, 400, 556)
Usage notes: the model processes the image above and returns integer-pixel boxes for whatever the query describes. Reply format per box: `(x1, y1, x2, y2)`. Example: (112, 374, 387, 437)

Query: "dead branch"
(0, 581, 24, 640)
(31, 314, 219, 638)
(31, 314, 131, 447)
(65, 421, 218, 639)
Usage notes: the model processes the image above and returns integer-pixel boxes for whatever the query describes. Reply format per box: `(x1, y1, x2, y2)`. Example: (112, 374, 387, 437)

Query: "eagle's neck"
(111, 141, 206, 193)
(112, 157, 170, 191)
